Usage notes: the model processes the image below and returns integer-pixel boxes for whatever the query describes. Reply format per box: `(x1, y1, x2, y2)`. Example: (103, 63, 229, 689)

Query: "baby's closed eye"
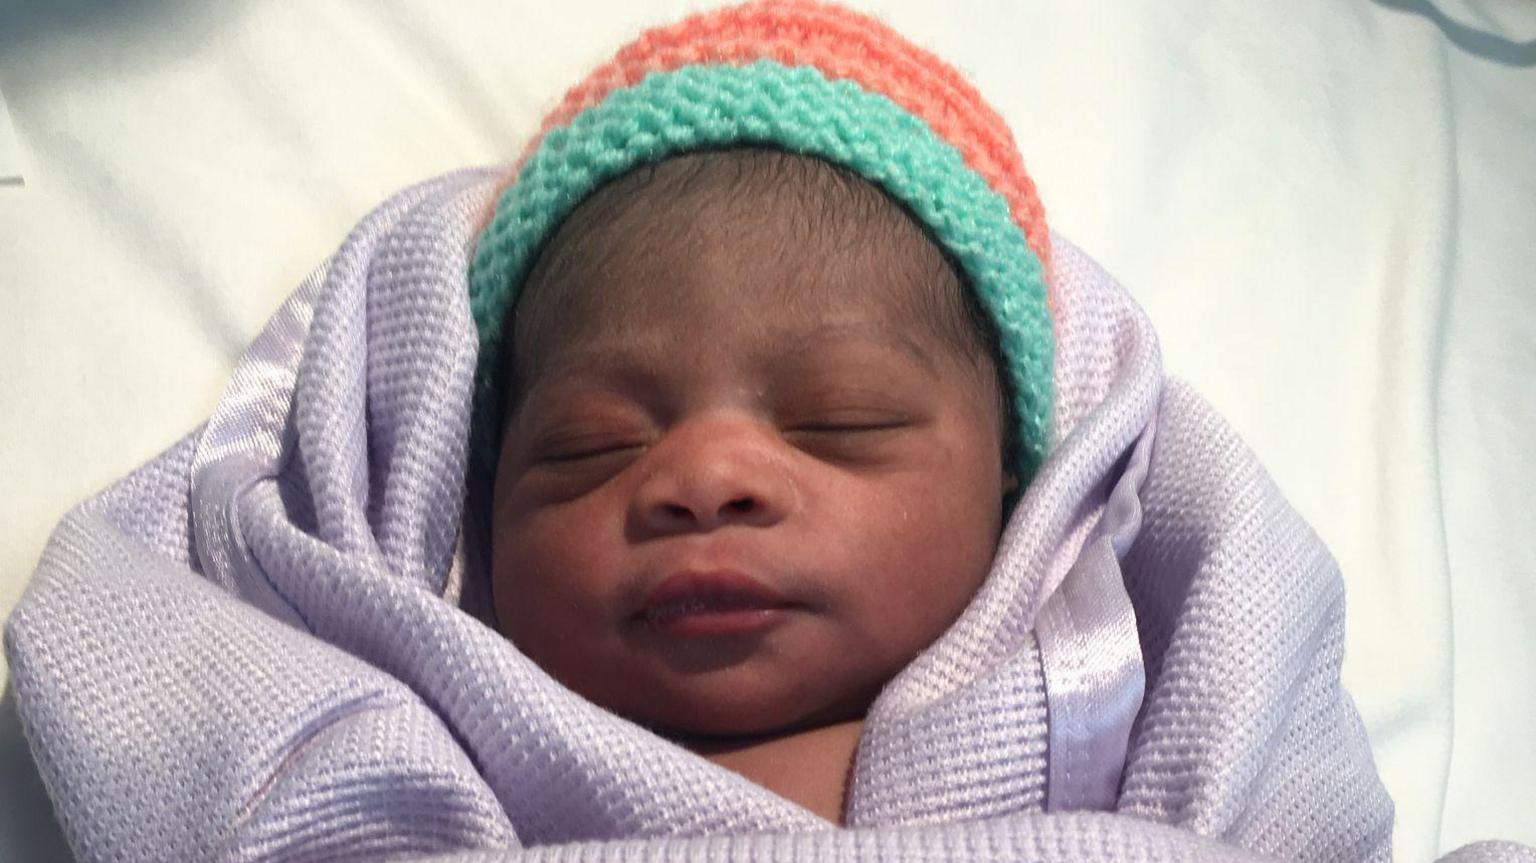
(781, 419, 915, 462)
(533, 430, 649, 463)
(515, 396, 657, 472)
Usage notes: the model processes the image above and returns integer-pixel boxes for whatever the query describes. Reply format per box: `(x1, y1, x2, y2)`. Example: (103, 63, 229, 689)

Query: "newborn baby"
(487, 149, 1017, 822)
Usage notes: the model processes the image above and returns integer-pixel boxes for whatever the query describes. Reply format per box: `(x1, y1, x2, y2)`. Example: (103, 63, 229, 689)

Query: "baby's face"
(490, 167, 1009, 740)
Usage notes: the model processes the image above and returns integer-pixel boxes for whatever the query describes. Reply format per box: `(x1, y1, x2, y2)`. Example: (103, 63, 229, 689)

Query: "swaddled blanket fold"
(11, 166, 1520, 862)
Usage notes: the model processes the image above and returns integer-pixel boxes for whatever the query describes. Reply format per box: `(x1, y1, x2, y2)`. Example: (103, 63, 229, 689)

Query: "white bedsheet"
(1, 2, 1531, 860)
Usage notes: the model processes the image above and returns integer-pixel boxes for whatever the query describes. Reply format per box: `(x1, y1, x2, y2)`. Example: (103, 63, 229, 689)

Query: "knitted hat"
(468, 0, 1055, 486)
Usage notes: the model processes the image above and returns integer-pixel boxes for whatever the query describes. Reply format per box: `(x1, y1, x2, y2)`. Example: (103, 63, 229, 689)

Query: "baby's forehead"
(512, 150, 966, 355)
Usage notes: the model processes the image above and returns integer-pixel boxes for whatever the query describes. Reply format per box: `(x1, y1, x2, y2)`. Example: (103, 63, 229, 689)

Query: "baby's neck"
(681, 718, 865, 825)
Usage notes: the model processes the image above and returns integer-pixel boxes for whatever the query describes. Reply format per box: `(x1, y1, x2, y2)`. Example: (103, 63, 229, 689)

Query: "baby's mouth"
(636, 570, 799, 637)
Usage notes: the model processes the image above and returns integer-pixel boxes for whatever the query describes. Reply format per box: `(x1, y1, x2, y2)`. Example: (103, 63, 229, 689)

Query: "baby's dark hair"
(500, 148, 1017, 464)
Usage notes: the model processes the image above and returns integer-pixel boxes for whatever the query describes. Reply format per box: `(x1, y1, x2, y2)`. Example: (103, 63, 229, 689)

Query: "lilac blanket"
(5, 171, 1526, 862)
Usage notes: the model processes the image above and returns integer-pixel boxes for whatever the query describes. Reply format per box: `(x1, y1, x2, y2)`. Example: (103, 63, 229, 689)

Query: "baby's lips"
(636, 569, 794, 622)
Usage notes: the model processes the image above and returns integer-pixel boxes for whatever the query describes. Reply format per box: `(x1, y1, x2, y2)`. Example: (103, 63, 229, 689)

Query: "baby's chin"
(597, 666, 882, 744)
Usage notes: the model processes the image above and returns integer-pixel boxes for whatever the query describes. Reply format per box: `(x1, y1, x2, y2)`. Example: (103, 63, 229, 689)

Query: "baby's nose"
(628, 419, 795, 537)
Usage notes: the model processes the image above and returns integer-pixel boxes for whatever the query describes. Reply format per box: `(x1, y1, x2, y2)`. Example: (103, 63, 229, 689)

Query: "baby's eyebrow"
(520, 322, 943, 404)
(776, 321, 941, 378)
(522, 344, 667, 395)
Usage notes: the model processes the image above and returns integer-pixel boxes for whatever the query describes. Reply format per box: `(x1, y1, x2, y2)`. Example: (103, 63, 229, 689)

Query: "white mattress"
(1, 1, 1532, 859)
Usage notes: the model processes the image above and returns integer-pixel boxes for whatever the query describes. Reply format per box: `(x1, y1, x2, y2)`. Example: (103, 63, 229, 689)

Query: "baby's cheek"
(492, 508, 634, 703)
(835, 494, 952, 620)
(504, 507, 607, 594)
(493, 495, 620, 638)
(844, 482, 992, 646)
